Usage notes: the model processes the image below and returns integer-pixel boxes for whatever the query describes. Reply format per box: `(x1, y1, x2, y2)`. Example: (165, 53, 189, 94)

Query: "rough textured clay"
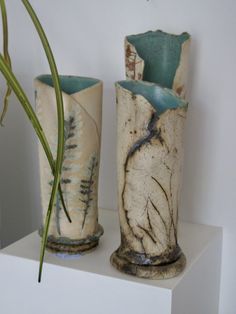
(35, 75, 103, 253)
(111, 30, 190, 279)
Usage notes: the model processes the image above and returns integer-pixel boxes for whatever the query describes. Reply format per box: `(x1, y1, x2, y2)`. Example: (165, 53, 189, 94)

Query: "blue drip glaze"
(118, 80, 187, 116)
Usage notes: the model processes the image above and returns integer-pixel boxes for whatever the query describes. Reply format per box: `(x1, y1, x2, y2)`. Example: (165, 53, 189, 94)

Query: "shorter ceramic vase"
(35, 75, 103, 253)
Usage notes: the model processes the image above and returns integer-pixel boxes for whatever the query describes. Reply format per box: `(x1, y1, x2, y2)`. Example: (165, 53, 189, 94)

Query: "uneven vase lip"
(116, 80, 188, 115)
(126, 29, 190, 41)
(35, 74, 102, 95)
(126, 30, 190, 89)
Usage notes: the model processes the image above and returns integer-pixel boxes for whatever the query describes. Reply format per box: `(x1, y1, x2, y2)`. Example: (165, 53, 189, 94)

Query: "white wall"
(0, 0, 235, 313)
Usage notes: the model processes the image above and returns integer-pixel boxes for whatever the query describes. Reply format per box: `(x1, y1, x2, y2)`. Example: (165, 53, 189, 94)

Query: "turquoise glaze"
(37, 75, 100, 95)
(127, 30, 190, 88)
(118, 80, 187, 116)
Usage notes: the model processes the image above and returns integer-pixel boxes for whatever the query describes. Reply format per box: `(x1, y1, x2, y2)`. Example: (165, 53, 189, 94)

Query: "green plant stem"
(21, 0, 65, 283)
(0, 55, 71, 223)
(0, 2, 69, 222)
(0, 0, 12, 125)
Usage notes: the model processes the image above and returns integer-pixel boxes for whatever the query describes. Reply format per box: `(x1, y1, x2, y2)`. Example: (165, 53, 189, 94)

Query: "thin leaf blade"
(22, 0, 65, 282)
(0, 54, 71, 227)
(0, 0, 12, 125)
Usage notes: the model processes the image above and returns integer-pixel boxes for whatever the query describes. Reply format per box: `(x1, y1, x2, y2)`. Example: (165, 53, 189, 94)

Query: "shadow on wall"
(0, 95, 41, 248)
(98, 87, 117, 210)
(0, 198, 2, 248)
(180, 36, 220, 223)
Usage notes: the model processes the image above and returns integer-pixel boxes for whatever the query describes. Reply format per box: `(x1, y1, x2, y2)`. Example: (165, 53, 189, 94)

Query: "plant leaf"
(0, 0, 12, 125)
(0, 1, 70, 223)
(22, 0, 65, 283)
(0, 53, 71, 235)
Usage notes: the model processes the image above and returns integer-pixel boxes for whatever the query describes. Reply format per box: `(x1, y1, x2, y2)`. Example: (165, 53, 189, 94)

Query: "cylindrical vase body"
(35, 75, 103, 253)
(111, 30, 190, 279)
(111, 81, 188, 279)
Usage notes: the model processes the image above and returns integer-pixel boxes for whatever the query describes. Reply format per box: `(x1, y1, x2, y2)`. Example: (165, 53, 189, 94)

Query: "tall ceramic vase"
(35, 75, 103, 253)
(110, 30, 190, 279)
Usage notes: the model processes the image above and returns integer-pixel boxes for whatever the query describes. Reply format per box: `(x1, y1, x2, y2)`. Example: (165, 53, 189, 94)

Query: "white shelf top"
(1, 208, 221, 290)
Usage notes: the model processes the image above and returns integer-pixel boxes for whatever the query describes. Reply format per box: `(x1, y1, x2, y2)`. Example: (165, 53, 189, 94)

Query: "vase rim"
(35, 74, 102, 95)
(126, 29, 190, 40)
(116, 80, 188, 115)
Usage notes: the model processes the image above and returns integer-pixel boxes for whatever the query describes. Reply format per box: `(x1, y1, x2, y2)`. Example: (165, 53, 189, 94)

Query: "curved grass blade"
(0, 55, 71, 222)
(0, 0, 12, 125)
(22, 0, 65, 282)
(0, 1, 69, 222)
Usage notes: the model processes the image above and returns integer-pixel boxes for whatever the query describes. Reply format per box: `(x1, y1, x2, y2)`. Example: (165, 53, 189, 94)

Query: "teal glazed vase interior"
(125, 30, 190, 97)
(35, 75, 103, 253)
(111, 30, 190, 279)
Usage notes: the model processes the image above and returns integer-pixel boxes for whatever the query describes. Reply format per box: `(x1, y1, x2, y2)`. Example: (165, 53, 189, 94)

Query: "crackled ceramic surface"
(111, 30, 190, 279)
(35, 75, 103, 253)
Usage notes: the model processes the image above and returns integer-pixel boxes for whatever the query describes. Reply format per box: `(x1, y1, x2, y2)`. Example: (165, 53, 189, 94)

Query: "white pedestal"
(0, 209, 222, 314)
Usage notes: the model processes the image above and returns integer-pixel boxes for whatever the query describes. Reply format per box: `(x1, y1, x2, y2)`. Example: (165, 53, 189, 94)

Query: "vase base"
(39, 224, 104, 254)
(46, 238, 99, 254)
(110, 250, 186, 280)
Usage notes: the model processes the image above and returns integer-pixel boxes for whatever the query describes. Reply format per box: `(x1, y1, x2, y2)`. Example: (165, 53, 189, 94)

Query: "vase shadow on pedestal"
(179, 37, 210, 224)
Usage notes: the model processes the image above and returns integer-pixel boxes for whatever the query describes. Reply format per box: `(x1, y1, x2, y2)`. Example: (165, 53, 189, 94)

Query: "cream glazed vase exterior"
(35, 75, 103, 253)
(111, 30, 190, 279)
